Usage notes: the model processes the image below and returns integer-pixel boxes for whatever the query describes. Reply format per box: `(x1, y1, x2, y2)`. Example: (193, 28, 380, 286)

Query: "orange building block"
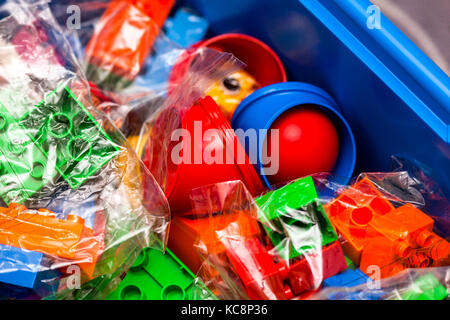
(0, 203, 102, 275)
(360, 204, 447, 279)
(359, 234, 407, 279)
(324, 177, 395, 264)
(85, 0, 175, 81)
(368, 203, 435, 249)
(168, 211, 262, 273)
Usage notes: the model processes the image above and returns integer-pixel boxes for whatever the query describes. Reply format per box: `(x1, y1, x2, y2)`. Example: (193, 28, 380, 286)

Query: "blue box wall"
(183, 0, 450, 198)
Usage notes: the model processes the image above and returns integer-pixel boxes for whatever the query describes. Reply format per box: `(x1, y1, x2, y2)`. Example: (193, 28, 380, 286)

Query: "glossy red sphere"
(266, 106, 340, 186)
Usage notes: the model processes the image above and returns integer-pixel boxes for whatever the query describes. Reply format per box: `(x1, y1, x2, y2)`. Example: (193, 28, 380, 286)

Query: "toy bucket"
(168, 33, 287, 91)
(231, 82, 356, 189)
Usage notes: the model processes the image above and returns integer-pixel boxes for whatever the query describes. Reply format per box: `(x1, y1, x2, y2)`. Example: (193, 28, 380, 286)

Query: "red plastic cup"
(143, 96, 265, 214)
(169, 33, 287, 91)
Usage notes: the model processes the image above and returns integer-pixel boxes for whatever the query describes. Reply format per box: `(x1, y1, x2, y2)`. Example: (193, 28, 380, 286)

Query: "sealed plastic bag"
(0, 1, 170, 300)
(180, 168, 449, 300)
(312, 267, 449, 300)
(138, 47, 246, 206)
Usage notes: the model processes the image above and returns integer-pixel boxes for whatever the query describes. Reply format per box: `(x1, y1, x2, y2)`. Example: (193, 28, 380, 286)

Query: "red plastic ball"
(266, 106, 340, 186)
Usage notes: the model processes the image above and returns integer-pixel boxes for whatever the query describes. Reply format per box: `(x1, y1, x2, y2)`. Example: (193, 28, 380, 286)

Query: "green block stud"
(256, 176, 338, 260)
(400, 273, 449, 300)
(0, 104, 58, 204)
(106, 247, 216, 300)
(19, 86, 120, 188)
(0, 85, 120, 203)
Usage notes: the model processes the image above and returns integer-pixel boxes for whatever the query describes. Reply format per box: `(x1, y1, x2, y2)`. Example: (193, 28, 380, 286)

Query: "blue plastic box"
(183, 0, 450, 198)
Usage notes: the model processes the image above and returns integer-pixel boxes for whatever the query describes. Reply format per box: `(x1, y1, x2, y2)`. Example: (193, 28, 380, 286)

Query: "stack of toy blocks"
(254, 176, 348, 297)
(324, 177, 450, 279)
(106, 246, 216, 300)
(0, 85, 120, 293)
(168, 176, 348, 300)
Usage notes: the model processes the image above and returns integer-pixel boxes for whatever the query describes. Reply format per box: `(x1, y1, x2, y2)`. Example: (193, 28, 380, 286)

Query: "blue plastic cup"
(231, 82, 356, 189)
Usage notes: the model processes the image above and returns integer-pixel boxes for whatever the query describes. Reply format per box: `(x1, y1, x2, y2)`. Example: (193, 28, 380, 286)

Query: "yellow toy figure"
(207, 69, 259, 121)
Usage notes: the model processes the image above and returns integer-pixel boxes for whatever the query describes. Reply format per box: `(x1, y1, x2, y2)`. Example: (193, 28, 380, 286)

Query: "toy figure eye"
(223, 77, 241, 91)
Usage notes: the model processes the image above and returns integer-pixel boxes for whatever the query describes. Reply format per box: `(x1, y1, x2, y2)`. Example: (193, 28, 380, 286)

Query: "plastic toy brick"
(325, 290, 385, 300)
(106, 247, 216, 300)
(168, 211, 261, 273)
(323, 269, 370, 288)
(399, 273, 449, 300)
(0, 244, 43, 288)
(256, 176, 338, 260)
(85, 0, 175, 86)
(368, 204, 435, 248)
(71, 224, 103, 278)
(0, 103, 57, 204)
(324, 177, 395, 265)
(18, 85, 120, 189)
(0, 258, 62, 299)
(360, 204, 445, 279)
(287, 241, 347, 295)
(164, 8, 209, 48)
(0, 203, 101, 266)
(0, 85, 120, 204)
(223, 237, 293, 300)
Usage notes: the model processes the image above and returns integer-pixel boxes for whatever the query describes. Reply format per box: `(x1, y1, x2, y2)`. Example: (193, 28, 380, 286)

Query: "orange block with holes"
(324, 177, 395, 264)
(168, 211, 262, 273)
(360, 204, 446, 279)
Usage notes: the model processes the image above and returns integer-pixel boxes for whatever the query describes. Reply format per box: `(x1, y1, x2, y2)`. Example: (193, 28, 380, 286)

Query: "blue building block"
(325, 290, 385, 300)
(0, 244, 43, 288)
(164, 8, 209, 48)
(323, 269, 370, 288)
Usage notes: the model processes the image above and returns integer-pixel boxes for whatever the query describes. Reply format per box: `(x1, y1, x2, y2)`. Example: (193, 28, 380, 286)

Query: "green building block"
(18, 86, 120, 188)
(0, 85, 120, 203)
(106, 247, 216, 300)
(0, 104, 58, 204)
(256, 176, 338, 260)
(400, 273, 449, 300)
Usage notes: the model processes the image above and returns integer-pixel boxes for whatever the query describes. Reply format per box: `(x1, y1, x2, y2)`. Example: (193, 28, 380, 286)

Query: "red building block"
(324, 177, 395, 264)
(286, 241, 347, 296)
(223, 237, 293, 300)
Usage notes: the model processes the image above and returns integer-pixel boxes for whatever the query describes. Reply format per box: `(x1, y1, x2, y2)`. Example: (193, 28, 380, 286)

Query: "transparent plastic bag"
(83, 0, 176, 91)
(182, 169, 449, 300)
(0, 1, 170, 300)
(311, 267, 449, 300)
(139, 47, 245, 196)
